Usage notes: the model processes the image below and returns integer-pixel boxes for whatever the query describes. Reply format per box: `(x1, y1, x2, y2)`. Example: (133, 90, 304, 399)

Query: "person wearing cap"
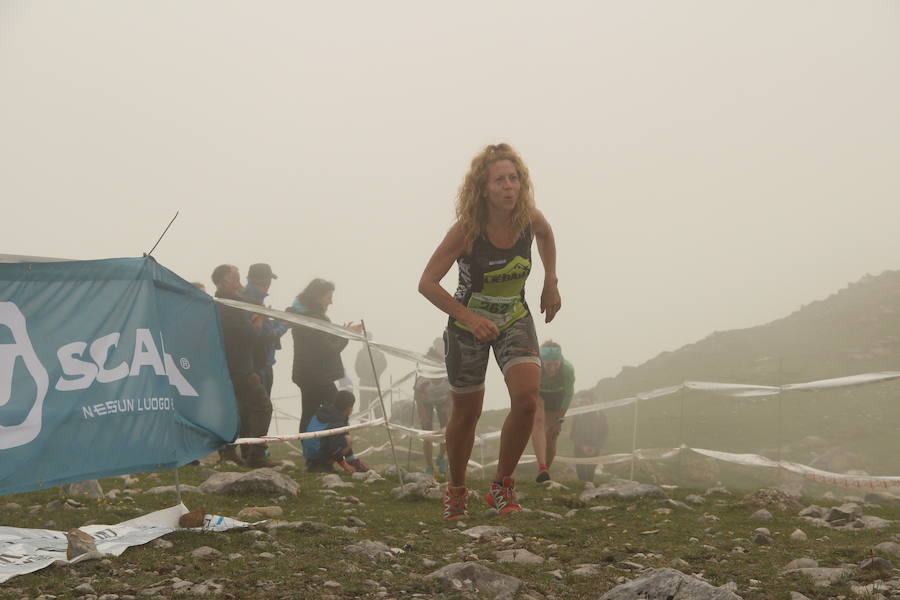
(243, 263, 289, 399)
(413, 337, 451, 475)
(211, 263, 277, 468)
(531, 340, 575, 482)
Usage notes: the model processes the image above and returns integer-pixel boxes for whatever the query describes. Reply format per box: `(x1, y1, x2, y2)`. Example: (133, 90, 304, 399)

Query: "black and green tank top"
(450, 227, 533, 333)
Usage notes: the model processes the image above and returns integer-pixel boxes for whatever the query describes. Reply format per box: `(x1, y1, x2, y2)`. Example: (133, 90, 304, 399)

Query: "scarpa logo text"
(0, 301, 198, 451)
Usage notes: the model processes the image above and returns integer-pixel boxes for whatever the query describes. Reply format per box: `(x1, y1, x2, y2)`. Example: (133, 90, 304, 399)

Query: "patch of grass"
(1, 445, 898, 599)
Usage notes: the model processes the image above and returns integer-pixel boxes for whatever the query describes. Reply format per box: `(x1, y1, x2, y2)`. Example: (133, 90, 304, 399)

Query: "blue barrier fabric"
(0, 257, 238, 495)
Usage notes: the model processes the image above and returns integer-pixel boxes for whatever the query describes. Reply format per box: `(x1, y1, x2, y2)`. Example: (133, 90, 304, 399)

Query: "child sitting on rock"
(302, 390, 369, 473)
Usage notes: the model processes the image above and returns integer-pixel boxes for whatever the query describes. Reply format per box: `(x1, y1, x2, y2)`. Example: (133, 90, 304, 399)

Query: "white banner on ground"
(0, 504, 252, 584)
(214, 298, 445, 369)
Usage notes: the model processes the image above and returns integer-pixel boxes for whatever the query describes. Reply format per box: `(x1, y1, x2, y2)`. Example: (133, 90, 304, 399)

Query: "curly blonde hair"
(455, 143, 535, 252)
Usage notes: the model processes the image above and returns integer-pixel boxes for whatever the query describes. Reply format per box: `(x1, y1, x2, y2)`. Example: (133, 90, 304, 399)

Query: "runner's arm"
(418, 223, 500, 341)
(532, 209, 561, 323)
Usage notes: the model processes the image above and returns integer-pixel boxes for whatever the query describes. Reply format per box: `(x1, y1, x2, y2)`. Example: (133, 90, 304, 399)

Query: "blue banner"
(0, 257, 239, 495)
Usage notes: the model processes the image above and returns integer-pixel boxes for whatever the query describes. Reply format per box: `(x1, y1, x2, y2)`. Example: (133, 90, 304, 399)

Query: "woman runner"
(418, 142, 561, 520)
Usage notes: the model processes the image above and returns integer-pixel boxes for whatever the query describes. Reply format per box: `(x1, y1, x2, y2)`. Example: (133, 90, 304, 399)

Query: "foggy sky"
(2, 1, 899, 411)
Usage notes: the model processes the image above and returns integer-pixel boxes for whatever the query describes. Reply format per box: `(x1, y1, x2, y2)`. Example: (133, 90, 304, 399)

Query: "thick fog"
(2, 1, 899, 415)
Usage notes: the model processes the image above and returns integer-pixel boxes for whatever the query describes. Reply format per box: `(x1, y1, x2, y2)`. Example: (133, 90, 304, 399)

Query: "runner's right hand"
(460, 311, 500, 342)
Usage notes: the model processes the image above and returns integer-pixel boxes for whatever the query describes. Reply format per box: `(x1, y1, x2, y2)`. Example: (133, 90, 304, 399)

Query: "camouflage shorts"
(443, 315, 541, 394)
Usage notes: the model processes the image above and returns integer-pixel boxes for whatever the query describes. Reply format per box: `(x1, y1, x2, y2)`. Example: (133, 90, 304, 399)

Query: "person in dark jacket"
(302, 390, 369, 473)
(288, 278, 363, 434)
(211, 264, 278, 468)
(242, 262, 289, 398)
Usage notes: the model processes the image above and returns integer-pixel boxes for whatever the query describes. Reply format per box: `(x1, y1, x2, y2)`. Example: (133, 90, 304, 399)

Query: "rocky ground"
(1, 451, 899, 599)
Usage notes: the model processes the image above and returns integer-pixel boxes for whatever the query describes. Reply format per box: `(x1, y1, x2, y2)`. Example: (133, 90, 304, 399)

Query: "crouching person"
(302, 390, 369, 473)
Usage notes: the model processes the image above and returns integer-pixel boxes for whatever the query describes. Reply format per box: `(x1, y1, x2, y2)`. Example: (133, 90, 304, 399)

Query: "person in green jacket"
(531, 340, 574, 482)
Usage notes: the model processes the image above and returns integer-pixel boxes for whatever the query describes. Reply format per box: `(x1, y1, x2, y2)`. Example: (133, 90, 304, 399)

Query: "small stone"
(153, 538, 174, 549)
(750, 509, 772, 521)
(190, 546, 221, 559)
(858, 556, 892, 573)
(783, 558, 818, 571)
(789, 529, 808, 542)
(258, 552, 275, 559)
(323, 581, 341, 589)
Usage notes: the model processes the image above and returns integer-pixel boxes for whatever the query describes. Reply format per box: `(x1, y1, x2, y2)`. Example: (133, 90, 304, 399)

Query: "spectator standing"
(211, 264, 278, 468)
(414, 338, 451, 475)
(288, 278, 363, 434)
(242, 263, 289, 398)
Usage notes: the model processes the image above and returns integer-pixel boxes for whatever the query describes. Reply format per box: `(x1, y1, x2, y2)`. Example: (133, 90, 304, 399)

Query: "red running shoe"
(442, 486, 469, 521)
(485, 476, 522, 515)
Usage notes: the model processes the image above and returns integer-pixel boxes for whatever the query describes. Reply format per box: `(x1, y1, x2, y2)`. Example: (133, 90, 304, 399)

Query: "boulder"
(61, 480, 104, 500)
(65, 529, 97, 560)
(145, 485, 203, 495)
(580, 480, 667, 503)
(495, 549, 544, 564)
(741, 487, 801, 512)
(598, 568, 742, 599)
(236, 506, 283, 520)
(461, 526, 509, 540)
(782, 567, 851, 587)
(874, 541, 900, 557)
(427, 562, 522, 598)
(321, 474, 354, 489)
(344, 540, 396, 562)
(201, 469, 299, 496)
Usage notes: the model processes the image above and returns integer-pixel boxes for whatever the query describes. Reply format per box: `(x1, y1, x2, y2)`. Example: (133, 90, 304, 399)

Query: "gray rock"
(782, 567, 851, 587)
(825, 503, 862, 523)
(598, 568, 742, 599)
(427, 562, 522, 597)
(789, 529, 808, 542)
(61, 480, 104, 499)
(345, 540, 396, 562)
(874, 541, 900, 557)
(685, 494, 705, 505)
(391, 481, 442, 500)
(190, 546, 221, 559)
(580, 480, 668, 503)
(65, 529, 98, 560)
(741, 487, 801, 512)
(571, 563, 604, 577)
(858, 556, 893, 573)
(789, 593, 812, 600)
(347, 516, 367, 527)
(704, 487, 732, 497)
(321, 474, 354, 489)
(201, 468, 299, 496)
(750, 509, 772, 521)
(798, 505, 824, 519)
(783, 558, 817, 571)
(198, 471, 244, 494)
(495, 549, 544, 564)
(144, 485, 203, 495)
(865, 491, 900, 505)
(462, 525, 509, 540)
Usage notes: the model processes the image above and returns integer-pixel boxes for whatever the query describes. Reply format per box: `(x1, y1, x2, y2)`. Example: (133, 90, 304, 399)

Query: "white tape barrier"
(476, 447, 900, 490)
(214, 298, 445, 369)
(547, 371, 900, 423)
(234, 419, 386, 445)
(0, 504, 252, 584)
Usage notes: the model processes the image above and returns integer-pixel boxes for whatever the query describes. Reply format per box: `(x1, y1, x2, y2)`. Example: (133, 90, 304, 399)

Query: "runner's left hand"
(541, 282, 561, 323)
